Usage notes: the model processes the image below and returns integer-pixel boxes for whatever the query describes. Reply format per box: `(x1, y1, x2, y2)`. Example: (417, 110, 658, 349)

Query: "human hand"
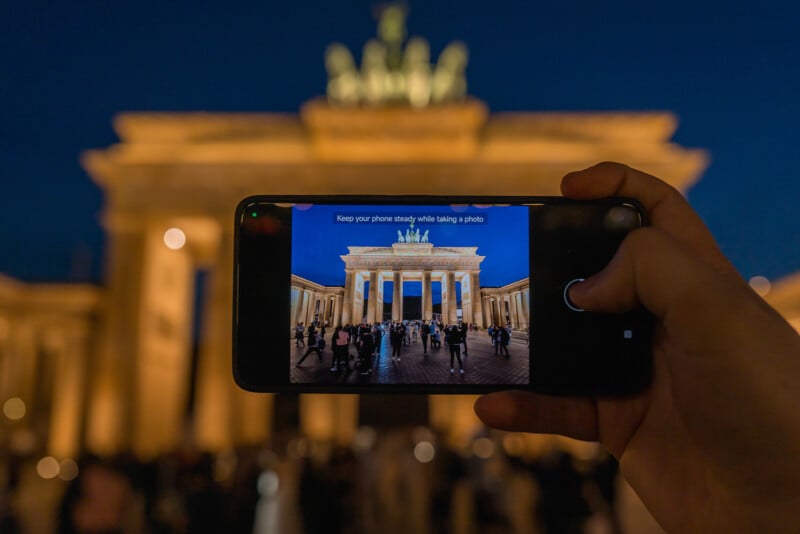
(474, 162, 800, 532)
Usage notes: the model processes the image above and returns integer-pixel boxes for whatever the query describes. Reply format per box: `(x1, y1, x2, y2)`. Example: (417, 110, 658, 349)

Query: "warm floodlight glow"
(58, 459, 79, 481)
(37, 456, 60, 479)
(749, 275, 771, 296)
(163, 227, 186, 250)
(414, 441, 436, 463)
(472, 437, 495, 459)
(3, 397, 25, 420)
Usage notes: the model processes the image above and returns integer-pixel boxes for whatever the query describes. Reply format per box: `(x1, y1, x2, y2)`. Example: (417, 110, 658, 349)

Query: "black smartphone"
(233, 196, 652, 395)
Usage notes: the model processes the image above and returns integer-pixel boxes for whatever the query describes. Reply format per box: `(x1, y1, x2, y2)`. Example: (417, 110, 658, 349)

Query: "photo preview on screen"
(288, 203, 530, 386)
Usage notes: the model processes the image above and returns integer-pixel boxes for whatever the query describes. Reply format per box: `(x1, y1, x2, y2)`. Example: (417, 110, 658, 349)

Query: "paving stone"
(290, 330, 529, 386)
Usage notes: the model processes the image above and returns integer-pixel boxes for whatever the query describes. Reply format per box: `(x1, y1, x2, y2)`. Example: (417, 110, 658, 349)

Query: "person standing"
(499, 325, 510, 359)
(331, 326, 351, 372)
(357, 330, 375, 375)
(295, 322, 305, 347)
(297, 330, 324, 366)
(390, 323, 403, 362)
(306, 324, 317, 349)
(372, 323, 382, 357)
(446, 324, 464, 374)
(420, 320, 431, 355)
(458, 321, 468, 355)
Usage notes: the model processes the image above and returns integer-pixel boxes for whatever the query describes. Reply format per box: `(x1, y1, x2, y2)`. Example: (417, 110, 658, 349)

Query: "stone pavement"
(290, 330, 529, 385)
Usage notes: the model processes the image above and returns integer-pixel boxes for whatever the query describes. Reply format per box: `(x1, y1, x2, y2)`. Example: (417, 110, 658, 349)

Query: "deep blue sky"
(291, 204, 529, 294)
(1, 1, 798, 283)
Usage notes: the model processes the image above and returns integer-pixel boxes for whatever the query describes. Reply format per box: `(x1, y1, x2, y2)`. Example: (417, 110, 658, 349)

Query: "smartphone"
(233, 196, 653, 395)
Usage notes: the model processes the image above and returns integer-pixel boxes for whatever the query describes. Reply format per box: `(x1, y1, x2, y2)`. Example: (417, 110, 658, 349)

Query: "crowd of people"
(1, 430, 623, 534)
(292, 319, 517, 377)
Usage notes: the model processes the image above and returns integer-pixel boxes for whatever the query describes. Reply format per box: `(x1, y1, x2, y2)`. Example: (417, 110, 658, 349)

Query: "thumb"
(567, 227, 724, 320)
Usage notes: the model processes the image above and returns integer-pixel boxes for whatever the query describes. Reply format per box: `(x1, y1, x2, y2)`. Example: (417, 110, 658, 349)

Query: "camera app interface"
(290, 204, 530, 385)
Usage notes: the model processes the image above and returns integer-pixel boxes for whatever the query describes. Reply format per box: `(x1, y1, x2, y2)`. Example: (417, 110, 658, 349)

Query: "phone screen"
(234, 197, 652, 394)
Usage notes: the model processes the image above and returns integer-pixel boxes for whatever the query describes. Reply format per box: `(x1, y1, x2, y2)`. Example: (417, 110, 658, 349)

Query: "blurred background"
(1, 1, 799, 532)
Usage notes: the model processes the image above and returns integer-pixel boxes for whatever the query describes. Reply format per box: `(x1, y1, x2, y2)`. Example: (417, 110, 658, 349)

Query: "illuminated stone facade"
(0, 275, 99, 459)
(78, 101, 709, 456)
(1, 99, 714, 460)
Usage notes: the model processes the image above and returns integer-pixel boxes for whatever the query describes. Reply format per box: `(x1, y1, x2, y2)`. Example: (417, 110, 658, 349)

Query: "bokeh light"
(163, 227, 186, 250)
(58, 459, 79, 481)
(472, 437, 495, 459)
(352, 426, 377, 454)
(3, 397, 25, 420)
(749, 275, 771, 296)
(257, 470, 280, 497)
(36, 456, 60, 479)
(414, 441, 436, 463)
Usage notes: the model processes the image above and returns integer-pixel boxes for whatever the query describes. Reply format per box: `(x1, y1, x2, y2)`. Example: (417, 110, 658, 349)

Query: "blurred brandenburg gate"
(17, 8, 800, 465)
(75, 91, 710, 458)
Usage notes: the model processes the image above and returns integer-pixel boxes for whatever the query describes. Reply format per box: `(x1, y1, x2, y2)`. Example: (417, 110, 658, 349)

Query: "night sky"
(2, 1, 798, 284)
(291, 203, 529, 294)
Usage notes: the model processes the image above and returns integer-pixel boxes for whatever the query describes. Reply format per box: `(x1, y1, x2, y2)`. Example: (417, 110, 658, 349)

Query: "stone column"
(509, 292, 519, 329)
(195, 224, 271, 451)
(86, 222, 146, 456)
(129, 225, 197, 458)
(48, 324, 89, 459)
(376, 273, 385, 323)
(319, 297, 327, 326)
(460, 275, 472, 326)
(300, 393, 359, 445)
(447, 271, 458, 324)
(492, 298, 501, 326)
(522, 289, 530, 328)
(333, 294, 343, 327)
(392, 271, 403, 321)
(471, 271, 484, 327)
(353, 273, 365, 323)
(7, 320, 38, 428)
(422, 270, 432, 321)
(0, 318, 11, 403)
(194, 228, 235, 452)
(290, 287, 301, 328)
(366, 271, 378, 323)
(306, 293, 319, 325)
(517, 291, 526, 328)
(299, 291, 309, 325)
(341, 270, 354, 325)
(440, 275, 449, 323)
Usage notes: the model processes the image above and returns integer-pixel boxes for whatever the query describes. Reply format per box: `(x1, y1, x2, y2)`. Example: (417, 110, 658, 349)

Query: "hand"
(474, 162, 800, 532)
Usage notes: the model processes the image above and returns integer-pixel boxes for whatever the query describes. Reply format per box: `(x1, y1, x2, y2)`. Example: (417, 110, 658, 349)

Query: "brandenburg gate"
(290, 224, 534, 329)
(341, 228, 485, 325)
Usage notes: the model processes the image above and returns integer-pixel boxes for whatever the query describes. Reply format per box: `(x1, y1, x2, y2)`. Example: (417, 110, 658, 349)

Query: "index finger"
(561, 162, 736, 274)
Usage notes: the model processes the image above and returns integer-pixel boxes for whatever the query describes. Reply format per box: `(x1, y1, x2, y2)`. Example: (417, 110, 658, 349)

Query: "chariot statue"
(325, 4, 468, 107)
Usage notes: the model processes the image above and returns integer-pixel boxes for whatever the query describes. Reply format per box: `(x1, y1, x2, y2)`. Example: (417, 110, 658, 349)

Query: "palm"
(598, 334, 722, 532)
